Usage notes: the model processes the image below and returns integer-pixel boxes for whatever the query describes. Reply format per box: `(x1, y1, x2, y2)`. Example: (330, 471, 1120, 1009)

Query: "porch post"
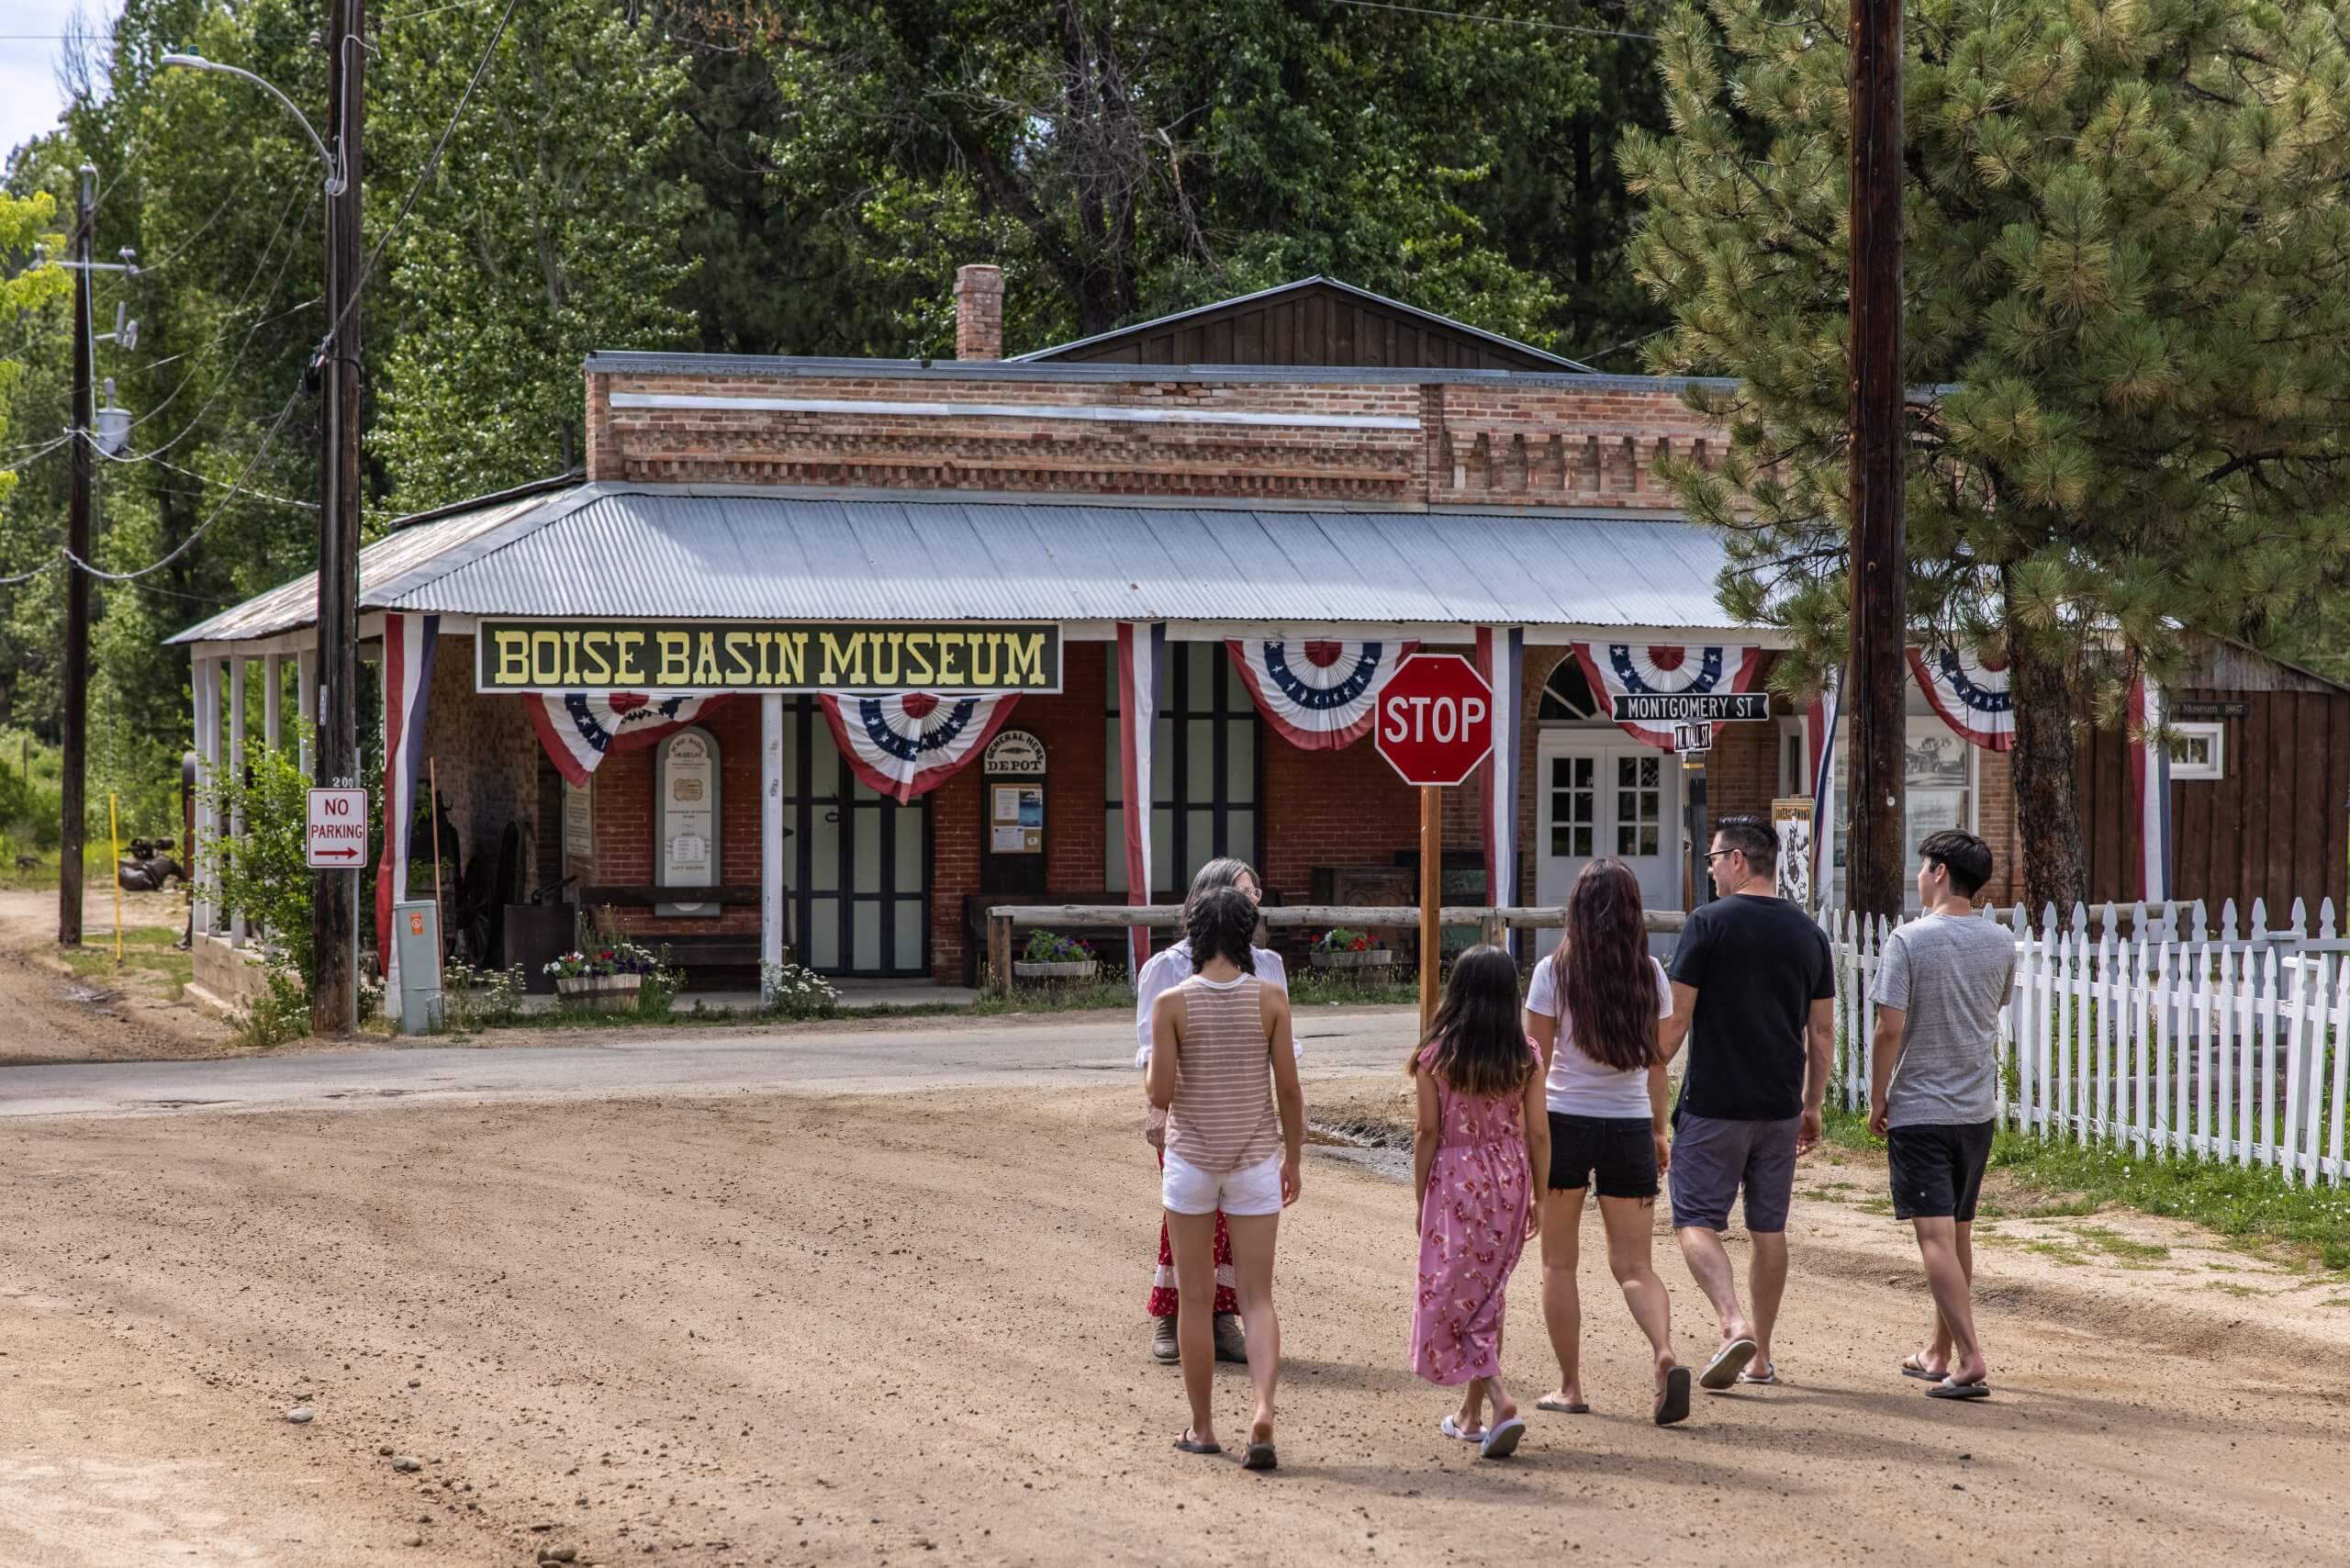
(760, 693, 784, 1001)
(263, 653, 283, 754)
(191, 655, 217, 937)
(229, 657, 248, 947)
(296, 647, 316, 776)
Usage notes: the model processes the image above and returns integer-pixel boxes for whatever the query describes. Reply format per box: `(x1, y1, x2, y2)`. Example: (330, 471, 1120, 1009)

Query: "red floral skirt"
(1149, 1148, 1238, 1316)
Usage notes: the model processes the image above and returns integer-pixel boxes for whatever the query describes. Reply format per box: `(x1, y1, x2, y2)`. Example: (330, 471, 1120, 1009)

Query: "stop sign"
(1375, 653, 1494, 787)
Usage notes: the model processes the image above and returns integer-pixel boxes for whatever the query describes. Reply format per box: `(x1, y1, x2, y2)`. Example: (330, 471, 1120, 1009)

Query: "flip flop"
(1699, 1337, 1758, 1391)
(1534, 1395, 1589, 1415)
(1738, 1361, 1780, 1386)
(1900, 1354, 1945, 1382)
(1243, 1440, 1279, 1472)
(1440, 1415, 1487, 1442)
(1928, 1380, 1990, 1401)
(1173, 1429, 1222, 1454)
(1653, 1365, 1692, 1427)
(1480, 1417, 1526, 1460)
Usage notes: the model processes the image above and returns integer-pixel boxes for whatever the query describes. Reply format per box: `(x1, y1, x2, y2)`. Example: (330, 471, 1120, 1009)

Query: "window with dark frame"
(1104, 644, 1263, 895)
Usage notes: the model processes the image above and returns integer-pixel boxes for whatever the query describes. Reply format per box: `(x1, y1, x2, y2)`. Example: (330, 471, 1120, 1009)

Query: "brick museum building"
(173, 274, 2350, 992)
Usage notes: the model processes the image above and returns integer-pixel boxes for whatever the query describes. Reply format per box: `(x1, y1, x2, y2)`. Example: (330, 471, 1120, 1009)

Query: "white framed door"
(1533, 734, 1682, 958)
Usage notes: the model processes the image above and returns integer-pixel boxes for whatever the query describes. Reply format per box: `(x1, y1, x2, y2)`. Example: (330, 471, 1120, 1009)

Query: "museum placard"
(476, 620, 1061, 695)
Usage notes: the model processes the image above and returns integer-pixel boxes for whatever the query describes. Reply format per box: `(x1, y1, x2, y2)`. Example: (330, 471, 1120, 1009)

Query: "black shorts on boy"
(1886, 1120, 1995, 1222)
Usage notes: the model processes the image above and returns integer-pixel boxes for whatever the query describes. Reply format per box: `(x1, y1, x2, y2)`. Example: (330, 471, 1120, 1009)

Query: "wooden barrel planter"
(1013, 959, 1100, 983)
(554, 973, 643, 1012)
(1308, 949, 1394, 971)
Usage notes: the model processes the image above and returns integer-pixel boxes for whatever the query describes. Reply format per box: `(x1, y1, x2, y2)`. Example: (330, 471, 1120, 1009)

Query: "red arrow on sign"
(314, 846, 364, 861)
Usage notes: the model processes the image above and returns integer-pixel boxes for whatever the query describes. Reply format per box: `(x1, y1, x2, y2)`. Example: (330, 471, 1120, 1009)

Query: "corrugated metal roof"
(355, 487, 1739, 630)
(166, 489, 577, 644)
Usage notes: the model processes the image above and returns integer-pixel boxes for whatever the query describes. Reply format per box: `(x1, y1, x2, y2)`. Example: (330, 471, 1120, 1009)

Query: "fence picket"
(2328, 953, 2349, 1186)
(2038, 904, 2059, 1137)
(2057, 914, 2077, 1142)
(2130, 932, 2150, 1158)
(2258, 937, 2281, 1172)
(2010, 903, 2033, 1130)
(2297, 950, 2330, 1185)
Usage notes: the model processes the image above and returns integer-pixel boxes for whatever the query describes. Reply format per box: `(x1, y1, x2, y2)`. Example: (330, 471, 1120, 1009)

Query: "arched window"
(1537, 654, 1605, 722)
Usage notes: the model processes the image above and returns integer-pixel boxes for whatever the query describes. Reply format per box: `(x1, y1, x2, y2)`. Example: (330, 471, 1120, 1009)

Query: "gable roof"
(1013, 277, 1597, 374)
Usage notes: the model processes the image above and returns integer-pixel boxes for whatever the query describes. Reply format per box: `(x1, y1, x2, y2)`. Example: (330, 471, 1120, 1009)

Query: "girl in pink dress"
(1409, 945, 1550, 1460)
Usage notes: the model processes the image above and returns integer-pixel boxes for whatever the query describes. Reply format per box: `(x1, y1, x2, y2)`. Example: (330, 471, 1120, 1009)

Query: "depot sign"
(1374, 653, 1494, 788)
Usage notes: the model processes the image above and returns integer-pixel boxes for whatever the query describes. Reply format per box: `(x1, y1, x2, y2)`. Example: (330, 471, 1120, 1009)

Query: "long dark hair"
(1409, 945, 1532, 1099)
(1555, 857, 1659, 1073)
(1186, 886, 1259, 975)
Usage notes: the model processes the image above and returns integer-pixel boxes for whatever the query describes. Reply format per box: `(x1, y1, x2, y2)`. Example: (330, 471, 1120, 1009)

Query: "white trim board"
(606, 391, 1420, 432)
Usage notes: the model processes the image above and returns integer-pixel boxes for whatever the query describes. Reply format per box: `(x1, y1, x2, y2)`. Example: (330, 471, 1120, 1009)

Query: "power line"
(62, 383, 308, 584)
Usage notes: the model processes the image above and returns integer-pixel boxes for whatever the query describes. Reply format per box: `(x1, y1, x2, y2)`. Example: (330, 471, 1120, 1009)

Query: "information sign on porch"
(477, 620, 1061, 695)
(981, 730, 1047, 776)
(656, 728, 720, 917)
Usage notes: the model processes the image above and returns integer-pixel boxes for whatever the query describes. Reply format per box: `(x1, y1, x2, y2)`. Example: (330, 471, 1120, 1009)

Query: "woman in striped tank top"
(1144, 886, 1304, 1472)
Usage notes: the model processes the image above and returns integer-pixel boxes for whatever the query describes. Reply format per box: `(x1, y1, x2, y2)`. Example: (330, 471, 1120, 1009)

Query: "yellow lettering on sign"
(723, 632, 755, 686)
(581, 632, 613, 686)
(868, 632, 901, 687)
(778, 632, 807, 686)
(818, 631, 865, 685)
(935, 633, 964, 687)
(494, 631, 532, 687)
(968, 632, 999, 688)
(1003, 632, 1046, 688)
(904, 632, 934, 685)
(691, 631, 722, 687)
(531, 632, 565, 687)
(614, 632, 647, 685)
(656, 631, 691, 686)
(561, 629, 582, 686)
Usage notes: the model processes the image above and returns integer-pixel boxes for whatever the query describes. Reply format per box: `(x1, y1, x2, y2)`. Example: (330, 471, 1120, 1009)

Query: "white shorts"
(1162, 1149, 1283, 1217)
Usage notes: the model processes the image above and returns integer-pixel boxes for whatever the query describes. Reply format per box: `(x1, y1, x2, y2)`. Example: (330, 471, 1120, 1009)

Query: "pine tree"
(1624, 0, 2350, 913)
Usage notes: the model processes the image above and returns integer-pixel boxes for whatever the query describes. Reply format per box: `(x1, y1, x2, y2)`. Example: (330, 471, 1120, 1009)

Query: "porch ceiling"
(173, 482, 1748, 642)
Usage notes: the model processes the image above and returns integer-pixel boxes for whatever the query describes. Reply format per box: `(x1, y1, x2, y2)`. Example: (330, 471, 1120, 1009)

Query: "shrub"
(1021, 930, 1095, 965)
(444, 961, 528, 1030)
(197, 745, 332, 981)
(759, 958, 839, 1020)
(1313, 927, 1385, 954)
(231, 968, 312, 1050)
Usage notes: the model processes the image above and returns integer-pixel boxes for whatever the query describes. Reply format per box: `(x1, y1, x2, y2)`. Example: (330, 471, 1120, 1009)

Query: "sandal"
(1534, 1394, 1589, 1415)
(1900, 1352, 1947, 1382)
(1173, 1429, 1222, 1454)
(1738, 1360, 1780, 1386)
(1440, 1415, 1487, 1442)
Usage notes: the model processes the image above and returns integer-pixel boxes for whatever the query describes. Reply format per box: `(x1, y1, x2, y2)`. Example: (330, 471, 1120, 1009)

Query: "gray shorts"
(1669, 1113, 1802, 1234)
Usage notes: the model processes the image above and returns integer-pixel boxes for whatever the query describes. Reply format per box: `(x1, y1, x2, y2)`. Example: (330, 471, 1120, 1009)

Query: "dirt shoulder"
(0, 888, 229, 1065)
(5, 1077, 2347, 1567)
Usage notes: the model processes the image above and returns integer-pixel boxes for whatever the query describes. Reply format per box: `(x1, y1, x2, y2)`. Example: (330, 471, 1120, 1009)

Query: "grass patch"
(1288, 971, 1420, 1009)
(2024, 1238, 2088, 1267)
(58, 924, 193, 1002)
(2069, 1225, 2170, 1262)
(2205, 1281, 2266, 1298)
(1824, 1103, 2350, 1272)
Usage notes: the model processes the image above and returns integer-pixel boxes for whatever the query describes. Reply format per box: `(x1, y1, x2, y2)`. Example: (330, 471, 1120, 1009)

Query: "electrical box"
(391, 899, 443, 1036)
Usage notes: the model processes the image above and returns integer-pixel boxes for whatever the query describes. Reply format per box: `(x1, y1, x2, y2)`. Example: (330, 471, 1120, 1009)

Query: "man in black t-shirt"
(1660, 816, 1837, 1391)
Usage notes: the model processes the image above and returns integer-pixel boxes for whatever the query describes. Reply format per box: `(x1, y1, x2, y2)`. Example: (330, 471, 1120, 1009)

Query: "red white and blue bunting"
(818, 691, 1021, 804)
(1908, 645, 2015, 752)
(530, 691, 733, 787)
(1225, 638, 1419, 750)
(1572, 643, 1765, 752)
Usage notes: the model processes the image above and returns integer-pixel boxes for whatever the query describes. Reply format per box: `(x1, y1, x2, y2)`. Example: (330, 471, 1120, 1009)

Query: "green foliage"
(231, 965, 312, 1049)
(443, 960, 528, 1030)
(1020, 929, 1096, 965)
(0, 186, 69, 514)
(758, 958, 840, 1019)
(196, 743, 317, 980)
(1626, 0, 2350, 710)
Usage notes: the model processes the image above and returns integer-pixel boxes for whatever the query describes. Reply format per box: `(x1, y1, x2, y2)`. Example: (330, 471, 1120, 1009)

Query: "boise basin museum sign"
(477, 620, 1062, 694)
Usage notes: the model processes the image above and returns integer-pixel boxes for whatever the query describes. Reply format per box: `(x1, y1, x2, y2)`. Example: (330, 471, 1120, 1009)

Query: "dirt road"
(4, 1081, 2347, 1567)
(0, 888, 227, 1064)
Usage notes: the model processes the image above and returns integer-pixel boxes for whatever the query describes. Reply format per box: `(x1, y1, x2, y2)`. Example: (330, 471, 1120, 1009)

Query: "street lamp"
(162, 36, 365, 1034)
(160, 54, 345, 195)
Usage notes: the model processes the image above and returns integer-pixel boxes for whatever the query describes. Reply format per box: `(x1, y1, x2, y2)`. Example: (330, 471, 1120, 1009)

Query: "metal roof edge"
(557, 479, 1698, 522)
(1007, 275, 1602, 373)
(583, 349, 1726, 396)
(386, 469, 585, 532)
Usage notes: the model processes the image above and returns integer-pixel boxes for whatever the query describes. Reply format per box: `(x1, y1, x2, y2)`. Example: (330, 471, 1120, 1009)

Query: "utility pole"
(1847, 0, 1907, 922)
(312, 0, 364, 1034)
(60, 163, 94, 947)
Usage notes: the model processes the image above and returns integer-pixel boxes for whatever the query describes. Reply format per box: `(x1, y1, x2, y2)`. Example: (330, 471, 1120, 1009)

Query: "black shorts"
(1886, 1120, 1996, 1222)
(1547, 1113, 1659, 1200)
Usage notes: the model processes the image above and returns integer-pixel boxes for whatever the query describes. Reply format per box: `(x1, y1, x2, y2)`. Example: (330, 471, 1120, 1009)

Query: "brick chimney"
(955, 263, 1004, 361)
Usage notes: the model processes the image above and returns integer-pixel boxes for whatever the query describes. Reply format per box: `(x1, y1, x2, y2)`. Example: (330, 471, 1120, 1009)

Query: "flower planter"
(1309, 949, 1395, 970)
(554, 973, 643, 1012)
(1013, 959, 1101, 982)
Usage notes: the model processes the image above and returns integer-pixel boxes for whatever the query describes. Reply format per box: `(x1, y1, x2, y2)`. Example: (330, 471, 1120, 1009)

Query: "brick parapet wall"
(584, 367, 1729, 510)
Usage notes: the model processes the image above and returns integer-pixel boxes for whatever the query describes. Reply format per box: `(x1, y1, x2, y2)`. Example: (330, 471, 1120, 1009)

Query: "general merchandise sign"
(476, 620, 1062, 695)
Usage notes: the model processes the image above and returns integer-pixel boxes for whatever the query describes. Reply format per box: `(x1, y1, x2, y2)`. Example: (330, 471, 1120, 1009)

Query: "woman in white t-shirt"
(1524, 857, 1690, 1427)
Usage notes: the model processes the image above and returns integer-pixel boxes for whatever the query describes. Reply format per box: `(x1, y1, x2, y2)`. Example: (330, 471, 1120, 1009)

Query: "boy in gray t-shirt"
(1866, 829, 2014, 1403)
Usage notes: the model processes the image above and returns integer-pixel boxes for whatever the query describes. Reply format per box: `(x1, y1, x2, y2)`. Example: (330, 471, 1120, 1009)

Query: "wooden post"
(989, 911, 1014, 1002)
(427, 756, 444, 953)
(1847, 0, 1907, 921)
(759, 693, 784, 1001)
(1419, 785, 1440, 1038)
(1478, 908, 1505, 952)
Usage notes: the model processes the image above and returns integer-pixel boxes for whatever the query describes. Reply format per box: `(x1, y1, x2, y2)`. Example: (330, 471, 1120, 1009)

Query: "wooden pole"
(427, 756, 444, 952)
(60, 162, 92, 948)
(989, 911, 1013, 1001)
(1847, 0, 1908, 921)
(1418, 785, 1440, 1039)
(108, 792, 121, 967)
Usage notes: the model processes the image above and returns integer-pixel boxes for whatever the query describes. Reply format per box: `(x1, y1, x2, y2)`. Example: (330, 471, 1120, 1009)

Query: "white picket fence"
(1826, 899, 2349, 1186)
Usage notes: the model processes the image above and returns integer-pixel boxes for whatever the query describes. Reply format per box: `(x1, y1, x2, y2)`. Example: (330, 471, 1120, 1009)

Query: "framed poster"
(1772, 796, 1816, 912)
(563, 777, 594, 861)
(655, 727, 720, 916)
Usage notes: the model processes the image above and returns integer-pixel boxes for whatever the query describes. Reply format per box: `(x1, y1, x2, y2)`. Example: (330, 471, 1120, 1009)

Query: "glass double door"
(778, 698, 928, 976)
(1533, 735, 1681, 958)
